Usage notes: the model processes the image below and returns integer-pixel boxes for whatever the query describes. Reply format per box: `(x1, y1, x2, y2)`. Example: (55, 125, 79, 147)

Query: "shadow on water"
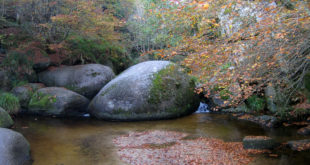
(13, 109, 310, 165)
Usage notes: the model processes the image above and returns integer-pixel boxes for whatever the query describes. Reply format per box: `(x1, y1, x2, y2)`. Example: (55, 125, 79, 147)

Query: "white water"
(195, 102, 210, 113)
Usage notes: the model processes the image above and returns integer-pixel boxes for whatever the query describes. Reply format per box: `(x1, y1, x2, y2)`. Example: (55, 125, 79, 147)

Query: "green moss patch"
(28, 92, 56, 110)
(148, 64, 198, 116)
(0, 92, 20, 114)
(0, 108, 14, 128)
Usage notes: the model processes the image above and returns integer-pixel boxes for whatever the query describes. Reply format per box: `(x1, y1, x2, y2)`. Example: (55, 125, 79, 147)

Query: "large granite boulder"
(0, 128, 31, 165)
(38, 64, 115, 98)
(28, 87, 90, 117)
(11, 83, 45, 108)
(88, 61, 199, 121)
(0, 107, 14, 128)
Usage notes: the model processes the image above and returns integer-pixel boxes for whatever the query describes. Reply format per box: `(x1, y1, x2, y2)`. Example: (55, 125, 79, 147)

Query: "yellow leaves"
(202, 3, 209, 10)
(298, 17, 310, 22)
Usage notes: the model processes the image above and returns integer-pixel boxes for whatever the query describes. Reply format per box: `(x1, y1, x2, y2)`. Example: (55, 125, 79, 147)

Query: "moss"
(91, 72, 101, 77)
(101, 84, 117, 97)
(28, 92, 56, 110)
(148, 65, 180, 104)
(112, 109, 133, 116)
(0, 108, 14, 128)
(65, 85, 79, 92)
(219, 89, 232, 100)
(148, 64, 198, 115)
(224, 7, 232, 15)
(0, 92, 20, 114)
(246, 95, 266, 112)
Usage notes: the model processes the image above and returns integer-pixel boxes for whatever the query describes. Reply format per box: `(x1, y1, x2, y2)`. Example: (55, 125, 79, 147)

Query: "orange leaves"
(114, 130, 265, 165)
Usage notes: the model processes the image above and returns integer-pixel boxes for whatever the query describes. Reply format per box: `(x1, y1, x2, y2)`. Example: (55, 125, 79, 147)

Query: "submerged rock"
(11, 83, 45, 108)
(0, 107, 14, 128)
(243, 136, 276, 149)
(287, 139, 310, 151)
(28, 87, 89, 117)
(298, 125, 310, 136)
(88, 61, 199, 121)
(0, 128, 31, 165)
(238, 114, 279, 128)
(38, 64, 115, 98)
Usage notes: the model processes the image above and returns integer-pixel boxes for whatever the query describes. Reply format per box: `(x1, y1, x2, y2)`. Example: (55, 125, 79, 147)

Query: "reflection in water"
(13, 114, 310, 165)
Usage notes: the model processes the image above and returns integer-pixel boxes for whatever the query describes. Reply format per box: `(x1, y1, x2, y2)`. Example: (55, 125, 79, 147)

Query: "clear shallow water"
(13, 113, 310, 165)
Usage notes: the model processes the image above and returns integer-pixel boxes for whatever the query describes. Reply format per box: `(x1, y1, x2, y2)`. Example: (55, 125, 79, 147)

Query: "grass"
(0, 92, 20, 114)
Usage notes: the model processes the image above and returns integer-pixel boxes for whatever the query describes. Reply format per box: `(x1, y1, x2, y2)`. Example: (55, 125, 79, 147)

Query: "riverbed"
(13, 113, 310, 165)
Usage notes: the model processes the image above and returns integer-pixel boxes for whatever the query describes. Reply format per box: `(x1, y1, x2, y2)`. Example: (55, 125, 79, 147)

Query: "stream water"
(13, 110, 310, 165)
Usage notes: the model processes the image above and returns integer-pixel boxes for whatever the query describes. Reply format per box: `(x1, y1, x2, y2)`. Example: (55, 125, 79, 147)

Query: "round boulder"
(0, 128, 31, 165)
(0, 107, 14, 128)
(11, 83, 45, 108)
(88, 61, 199, 121)
(28, 87, 90, 117)
(38, 64, 115, 98)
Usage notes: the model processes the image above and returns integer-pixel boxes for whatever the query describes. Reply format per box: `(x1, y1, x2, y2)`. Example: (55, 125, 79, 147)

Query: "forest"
(0, 0, 310, 165)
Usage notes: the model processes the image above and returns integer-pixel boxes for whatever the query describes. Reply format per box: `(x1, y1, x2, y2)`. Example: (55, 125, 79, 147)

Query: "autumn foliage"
(139, 0, 310, 110)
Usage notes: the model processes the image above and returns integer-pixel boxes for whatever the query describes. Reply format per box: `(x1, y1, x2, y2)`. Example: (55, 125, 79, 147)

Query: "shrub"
(0, 92, 20, 114)
(246, 95, 266, 112)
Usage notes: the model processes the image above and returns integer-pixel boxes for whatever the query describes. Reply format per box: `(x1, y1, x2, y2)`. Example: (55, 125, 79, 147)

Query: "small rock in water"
(238, 115, 279, 128)
(243, 136, 276, 149)
(195, 102, 209, 113)
(298, 125, 310, 135)
(287, 139, 310, 151)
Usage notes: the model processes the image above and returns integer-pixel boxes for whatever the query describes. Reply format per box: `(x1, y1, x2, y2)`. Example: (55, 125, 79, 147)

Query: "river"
(13, 111, 310, 165)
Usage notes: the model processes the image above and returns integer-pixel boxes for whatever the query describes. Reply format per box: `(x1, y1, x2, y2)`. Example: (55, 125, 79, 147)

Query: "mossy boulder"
(28, 87, 90, 117)
(0, 107, 14, 128)
(38, 64, 115, 98)
(0, 128, 31, 165)
(88, 61, 199, 121)
(11, 83, 45, 108)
